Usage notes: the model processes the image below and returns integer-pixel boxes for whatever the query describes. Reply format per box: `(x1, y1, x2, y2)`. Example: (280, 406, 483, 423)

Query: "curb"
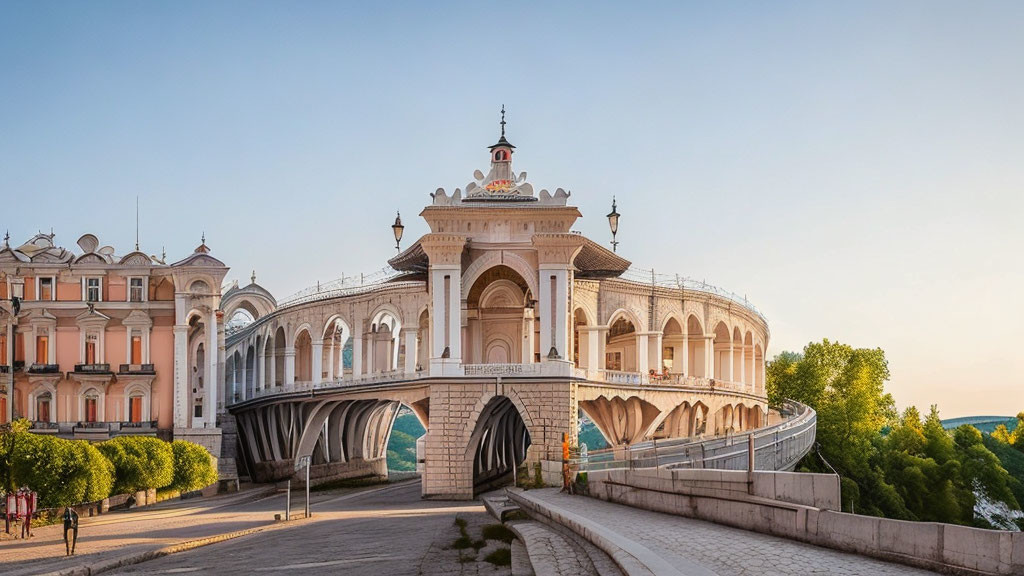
(36, 520, 300, 576)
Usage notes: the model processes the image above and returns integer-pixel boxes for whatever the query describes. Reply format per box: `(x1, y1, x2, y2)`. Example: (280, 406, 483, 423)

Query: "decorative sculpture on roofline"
(430, 107, 571, 207)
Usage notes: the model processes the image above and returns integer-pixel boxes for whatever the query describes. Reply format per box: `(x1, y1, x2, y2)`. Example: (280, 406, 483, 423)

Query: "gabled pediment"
(171, 252, 227, 268)
(119, 251, 153, 266)
(74, 252, 111, 264)
(123, 309, 153, 328)
(75, 307, 111, 325)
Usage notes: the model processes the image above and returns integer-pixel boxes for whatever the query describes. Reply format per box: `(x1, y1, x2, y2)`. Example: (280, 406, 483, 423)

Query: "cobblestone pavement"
(510, 520, 599, 575)
(0, 487, 283, 576)
(107, 482, 513, 576)
(526, 489, 941, 576)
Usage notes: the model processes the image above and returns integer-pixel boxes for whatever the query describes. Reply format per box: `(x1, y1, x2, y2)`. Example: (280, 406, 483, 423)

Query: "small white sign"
(294, 455, 310, 472)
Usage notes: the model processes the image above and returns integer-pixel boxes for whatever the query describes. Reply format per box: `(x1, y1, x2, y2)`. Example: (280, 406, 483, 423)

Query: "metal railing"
(232, 369, 429, 404)
(619, 267, 767, 324)
(578, 401, 816, 473)
(276, 267, 412, 308)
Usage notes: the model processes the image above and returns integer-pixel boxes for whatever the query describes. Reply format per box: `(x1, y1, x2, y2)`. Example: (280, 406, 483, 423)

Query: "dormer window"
(38, 277, 54, 301)
(493, 150, 508, 162)
(85, 277, 102, 302)
(129, 278, 145, 302)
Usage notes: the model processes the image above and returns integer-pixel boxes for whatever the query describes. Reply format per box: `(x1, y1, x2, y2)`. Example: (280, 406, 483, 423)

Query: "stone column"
(326, 340, 334, 381)
(403, 329, 417, 374)
(533, 234, 584, 363)
(352, 334, 363, 379)
(681, 332, 689, 376)
(596, 326, 608, 370)
(216, 310, 225, 418)
(258, 343, 266, 391)
(420, 234, 467, 376)
(240, 353, 247, 401)
(207, 310, 218, 427)
(636, 333, 649, 376)
(649, 332, 663, 373)
(5, 320, 12, 424)
(284, 347, 295, 386)
(726, 341, 734, 382)
(268, 345, 276, 387)
(705, 335, 716, 380)
(312, 339, 323, 385)
(366, 329, 376, 374)
(522, 313, 535, 363)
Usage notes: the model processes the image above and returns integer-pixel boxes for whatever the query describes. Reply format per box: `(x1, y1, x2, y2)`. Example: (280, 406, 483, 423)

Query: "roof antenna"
(500, 104, 506, 137)
(135, 195, 140, 250)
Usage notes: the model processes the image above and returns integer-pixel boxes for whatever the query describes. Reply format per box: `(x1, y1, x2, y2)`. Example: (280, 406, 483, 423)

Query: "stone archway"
(467, 395, 531, 494)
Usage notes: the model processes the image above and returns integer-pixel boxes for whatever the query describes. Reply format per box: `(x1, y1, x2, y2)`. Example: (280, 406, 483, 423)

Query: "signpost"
(295, 455, 311, 519)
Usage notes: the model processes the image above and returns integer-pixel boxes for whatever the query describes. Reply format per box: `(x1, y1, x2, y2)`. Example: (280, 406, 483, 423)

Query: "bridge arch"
(466, 395, 532, 494)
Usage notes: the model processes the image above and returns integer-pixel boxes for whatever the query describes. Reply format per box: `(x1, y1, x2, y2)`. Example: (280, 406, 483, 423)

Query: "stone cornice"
(420, 234, 468, 267)
(532, 234, 585, 266)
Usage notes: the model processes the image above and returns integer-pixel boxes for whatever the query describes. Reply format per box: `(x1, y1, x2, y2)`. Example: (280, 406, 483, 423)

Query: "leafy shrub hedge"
(97, 436, 175, 494)
(0, 420, 217, 508)
(170, 440, 218, 493)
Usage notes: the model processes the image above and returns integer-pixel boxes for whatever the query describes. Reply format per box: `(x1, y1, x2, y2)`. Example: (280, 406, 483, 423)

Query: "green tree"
(98, 436, 174, 493)
(169, 441, 219, 493)
(7, 431, 113, 507)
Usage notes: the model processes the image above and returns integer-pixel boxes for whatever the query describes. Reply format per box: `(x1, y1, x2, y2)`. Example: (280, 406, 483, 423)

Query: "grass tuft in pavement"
(481, 523, 516, 544)
(484, 547, 512, 566)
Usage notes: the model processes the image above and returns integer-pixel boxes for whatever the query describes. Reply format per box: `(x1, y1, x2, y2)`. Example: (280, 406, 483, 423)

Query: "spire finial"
(500, 104, 506, 137)
(251, 270, 256, 285)
(3, 230, 8, 246)
(201, 231, 206, 244)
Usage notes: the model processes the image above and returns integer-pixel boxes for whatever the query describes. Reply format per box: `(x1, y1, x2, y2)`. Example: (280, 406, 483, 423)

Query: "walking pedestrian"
(16, 489, 27, 539)
(62, 507, 79, 556)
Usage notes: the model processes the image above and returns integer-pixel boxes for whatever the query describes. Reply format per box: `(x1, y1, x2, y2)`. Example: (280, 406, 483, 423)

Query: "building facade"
(0, 232, 228, 449)
(222, 117, 774, 497)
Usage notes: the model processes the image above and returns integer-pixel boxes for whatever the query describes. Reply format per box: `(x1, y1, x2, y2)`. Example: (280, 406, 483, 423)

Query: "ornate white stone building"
(222, 115, 773, 498)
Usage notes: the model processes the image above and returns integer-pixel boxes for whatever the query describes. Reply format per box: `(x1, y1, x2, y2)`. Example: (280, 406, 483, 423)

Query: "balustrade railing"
(227, 362, 762, 406)
(577, 401, 817, 473)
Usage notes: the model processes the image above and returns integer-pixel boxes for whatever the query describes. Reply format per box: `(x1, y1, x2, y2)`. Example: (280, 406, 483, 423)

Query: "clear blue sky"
(2, 1, 1022, 416)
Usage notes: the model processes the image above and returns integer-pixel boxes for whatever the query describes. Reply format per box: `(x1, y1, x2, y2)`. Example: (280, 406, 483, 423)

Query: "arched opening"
(323, 318, 351, 381)
(685, 315, 706, 378)
(661, 317, 683, 374)
(294, 329, 313, 383)
(228, 352, 240, 402)
(36, 391, 53, 423)
(226, 308, 255, 334)
(712, 322, 731, 381)
(469, 396, 531, 494)
(245, 344, 256, 398)
(274, 327, 286, 387)
(465, 266, 533, 365)
(417, 309, 429, 372)
(369, 310, 401, 373)
(691, 402, 709, 436)
(605, 313, 638, 372)
(187, 311, 209, 426)
(573, 308, 591, 369)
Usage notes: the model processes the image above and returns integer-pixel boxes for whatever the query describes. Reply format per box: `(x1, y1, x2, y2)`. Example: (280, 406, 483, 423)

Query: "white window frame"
(128, 277, 146, 303)
(83, 277, 103, 303)
(11, 282, 24, 300)
(36, 276, 56, 301)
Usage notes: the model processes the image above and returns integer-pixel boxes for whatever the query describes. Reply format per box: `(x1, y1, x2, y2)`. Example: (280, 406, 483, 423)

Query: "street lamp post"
(392, 212, 405, 252)
(606, 197, 621, 253)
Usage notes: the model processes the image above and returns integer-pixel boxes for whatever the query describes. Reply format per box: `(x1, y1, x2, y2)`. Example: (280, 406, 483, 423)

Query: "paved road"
(0, 488, 283, 576)
(109, 482, 511, 576)
(525, 489, 940, 576)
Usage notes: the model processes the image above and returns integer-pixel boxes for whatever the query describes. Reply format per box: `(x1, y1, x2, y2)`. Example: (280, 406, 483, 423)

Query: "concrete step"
(511, 538, 534, 576)
(481, 491, 522, 522)
(509, 520, 603, 576)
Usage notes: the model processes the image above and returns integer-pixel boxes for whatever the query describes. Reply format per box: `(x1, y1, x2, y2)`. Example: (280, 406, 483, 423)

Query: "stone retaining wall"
(587, 469, 1024, 575)
(252, 457, 387, 486)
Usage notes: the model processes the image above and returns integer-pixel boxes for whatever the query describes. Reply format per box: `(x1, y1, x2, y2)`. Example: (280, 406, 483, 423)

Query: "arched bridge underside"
(228, 376, 770, 499)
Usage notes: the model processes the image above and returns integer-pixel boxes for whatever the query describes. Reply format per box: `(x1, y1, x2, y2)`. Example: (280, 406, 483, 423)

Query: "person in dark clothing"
(62, 507, 79, 556)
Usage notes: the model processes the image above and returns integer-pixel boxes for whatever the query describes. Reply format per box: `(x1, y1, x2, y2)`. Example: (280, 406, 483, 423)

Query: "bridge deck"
(517, 488, 939, 576)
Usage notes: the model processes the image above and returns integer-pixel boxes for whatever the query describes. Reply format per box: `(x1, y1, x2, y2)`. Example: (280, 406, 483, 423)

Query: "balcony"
(28, 363, 60, 374)
(74, 363, 112, 375)
(119, 363, 156, 375)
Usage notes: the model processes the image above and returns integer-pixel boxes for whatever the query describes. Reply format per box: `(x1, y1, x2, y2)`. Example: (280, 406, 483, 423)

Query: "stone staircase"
(483, 492, 623, 576)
